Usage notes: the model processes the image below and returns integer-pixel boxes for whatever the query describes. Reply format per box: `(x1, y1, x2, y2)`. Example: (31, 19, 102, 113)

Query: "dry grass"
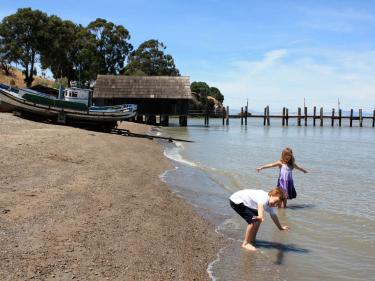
(0, 67, 54, 88)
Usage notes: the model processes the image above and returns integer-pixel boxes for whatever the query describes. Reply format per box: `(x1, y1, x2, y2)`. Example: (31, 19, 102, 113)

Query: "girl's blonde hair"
(280, 147, 295, 168)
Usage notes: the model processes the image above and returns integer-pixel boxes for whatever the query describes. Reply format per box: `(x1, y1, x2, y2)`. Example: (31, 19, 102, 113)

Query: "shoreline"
(0, 113, 225, 280)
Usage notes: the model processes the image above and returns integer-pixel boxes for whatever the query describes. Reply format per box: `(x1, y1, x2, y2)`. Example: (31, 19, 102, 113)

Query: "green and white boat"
(0, 83, 137, 127)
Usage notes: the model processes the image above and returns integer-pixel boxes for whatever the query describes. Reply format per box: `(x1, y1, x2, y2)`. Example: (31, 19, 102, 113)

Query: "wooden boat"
(0, 83, 137, 127)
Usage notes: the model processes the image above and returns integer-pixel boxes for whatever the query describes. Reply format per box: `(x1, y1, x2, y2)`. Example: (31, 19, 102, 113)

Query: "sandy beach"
(0, 113, 224, 280)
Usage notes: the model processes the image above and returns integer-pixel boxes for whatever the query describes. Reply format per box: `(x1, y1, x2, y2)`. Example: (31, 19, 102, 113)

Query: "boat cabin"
(64, 87, 92, 106)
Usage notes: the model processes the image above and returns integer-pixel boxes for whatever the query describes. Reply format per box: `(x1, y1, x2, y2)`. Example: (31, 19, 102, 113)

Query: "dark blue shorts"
(230, 200, 258, 224)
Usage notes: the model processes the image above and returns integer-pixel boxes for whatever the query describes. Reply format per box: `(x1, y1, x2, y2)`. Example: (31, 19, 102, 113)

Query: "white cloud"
(205, 49, 375, 113)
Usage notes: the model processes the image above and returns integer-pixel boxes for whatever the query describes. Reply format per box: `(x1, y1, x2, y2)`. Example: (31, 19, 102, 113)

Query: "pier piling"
(241, 107, 243, 125)
(245, 105, 248, 126)
(313, 106, 316, 126)
(226, 106, 229, 125)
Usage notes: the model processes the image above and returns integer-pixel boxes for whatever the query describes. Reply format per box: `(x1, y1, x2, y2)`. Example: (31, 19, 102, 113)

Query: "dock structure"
(93, 75, 193, 126)
(192, 106, 375, 128)
(240, 106, 375, 127)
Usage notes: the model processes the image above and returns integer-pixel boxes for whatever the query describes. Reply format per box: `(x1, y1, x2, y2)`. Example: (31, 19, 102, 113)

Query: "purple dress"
(277, 164, 297, 199)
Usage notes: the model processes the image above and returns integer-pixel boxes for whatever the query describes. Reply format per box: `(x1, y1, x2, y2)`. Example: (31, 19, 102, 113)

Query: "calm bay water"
(156, 117, 375, 281)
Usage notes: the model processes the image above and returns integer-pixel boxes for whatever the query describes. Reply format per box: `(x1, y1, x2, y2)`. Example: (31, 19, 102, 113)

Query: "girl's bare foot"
(242, 243, 257, 251)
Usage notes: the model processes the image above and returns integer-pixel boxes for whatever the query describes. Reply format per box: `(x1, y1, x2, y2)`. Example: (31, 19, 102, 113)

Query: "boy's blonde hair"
(268, 187, 286, 201)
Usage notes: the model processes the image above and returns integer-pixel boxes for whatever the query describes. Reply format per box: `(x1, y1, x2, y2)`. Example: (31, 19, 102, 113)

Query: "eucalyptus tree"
(124, 39, 180, 76)
(71, 26, 101, 86)
(0, 39, 12, 75)
(87, 18, 132, 75)
(40, 16, 78, 84)
(0, 8, 49, 86)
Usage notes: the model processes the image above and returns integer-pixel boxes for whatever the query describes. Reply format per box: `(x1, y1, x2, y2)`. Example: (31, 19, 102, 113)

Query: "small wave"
(207, 246, 226, 281)
(159, 166, 178, 183)
(163, 147, 198, 167)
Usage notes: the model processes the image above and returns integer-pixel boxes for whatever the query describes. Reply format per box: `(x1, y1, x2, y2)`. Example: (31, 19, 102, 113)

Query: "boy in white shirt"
(229, 187, 289, 251)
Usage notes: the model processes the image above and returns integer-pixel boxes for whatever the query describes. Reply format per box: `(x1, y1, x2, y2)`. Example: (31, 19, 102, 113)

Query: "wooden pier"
(189, 106, 375, 127)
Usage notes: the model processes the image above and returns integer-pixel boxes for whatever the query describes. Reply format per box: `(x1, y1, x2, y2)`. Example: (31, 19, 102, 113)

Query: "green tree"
(87, 18, 132, 75)
(190, 82, 212, 110)
(209, 87, 224, 103)
(0, 41, 12, 75)
(124, 39, 180, 76)
(40, 16, 79, 84)
(0, 8, 49, 86)
(71, 27, 100, 86)
(191, 82, 210, 98)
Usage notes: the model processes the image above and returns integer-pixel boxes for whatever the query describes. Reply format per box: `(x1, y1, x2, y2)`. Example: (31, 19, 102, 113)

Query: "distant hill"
(0, 68, 54, 88)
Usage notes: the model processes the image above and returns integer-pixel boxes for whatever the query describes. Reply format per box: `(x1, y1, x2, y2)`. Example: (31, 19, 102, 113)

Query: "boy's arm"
(270, 214, 289, 230)
(256, 161, 281, 172)
(254, 203, 265, 222)
(294, 163, 308, 173)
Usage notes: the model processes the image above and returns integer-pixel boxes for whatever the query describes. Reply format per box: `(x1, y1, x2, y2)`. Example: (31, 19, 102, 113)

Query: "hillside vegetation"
(0, 68, 54, 88)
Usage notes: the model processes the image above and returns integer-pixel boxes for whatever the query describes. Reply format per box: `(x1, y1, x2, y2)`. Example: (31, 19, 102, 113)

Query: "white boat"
(0, 83, 137, 127)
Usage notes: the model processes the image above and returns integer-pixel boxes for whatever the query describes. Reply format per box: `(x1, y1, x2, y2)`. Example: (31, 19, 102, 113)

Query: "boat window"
(71, 92, 78, 97)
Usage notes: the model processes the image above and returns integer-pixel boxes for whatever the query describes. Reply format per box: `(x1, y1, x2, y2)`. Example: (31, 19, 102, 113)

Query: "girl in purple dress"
(256, 148, 307, 208)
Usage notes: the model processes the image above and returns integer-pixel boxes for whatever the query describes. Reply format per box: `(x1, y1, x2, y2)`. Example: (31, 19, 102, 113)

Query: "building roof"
(93, 75, 192, 100)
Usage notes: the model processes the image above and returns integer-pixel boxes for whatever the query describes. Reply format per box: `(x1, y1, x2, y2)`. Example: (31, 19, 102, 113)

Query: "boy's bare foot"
(242, 243, 257, 251)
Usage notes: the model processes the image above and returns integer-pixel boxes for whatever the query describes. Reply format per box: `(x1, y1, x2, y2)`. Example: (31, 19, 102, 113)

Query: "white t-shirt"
(230, 189, 276, 215)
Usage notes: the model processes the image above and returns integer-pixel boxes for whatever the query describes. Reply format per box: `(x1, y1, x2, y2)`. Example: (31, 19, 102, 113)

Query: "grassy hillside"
(0, 68, 54, 88)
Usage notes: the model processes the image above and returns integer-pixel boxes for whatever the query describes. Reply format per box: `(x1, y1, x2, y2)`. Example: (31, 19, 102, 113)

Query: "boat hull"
(0, 88, 137, 124)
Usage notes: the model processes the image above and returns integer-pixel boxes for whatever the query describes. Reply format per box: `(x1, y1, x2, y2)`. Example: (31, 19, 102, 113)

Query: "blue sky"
(2, 0, 375, 112)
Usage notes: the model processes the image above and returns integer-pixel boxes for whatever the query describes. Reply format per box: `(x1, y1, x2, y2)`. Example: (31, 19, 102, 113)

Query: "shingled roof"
(93, 75, 192, 99)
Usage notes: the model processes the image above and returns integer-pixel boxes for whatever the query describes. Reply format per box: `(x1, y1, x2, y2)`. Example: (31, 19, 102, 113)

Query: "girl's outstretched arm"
(294, 163, 308, 173)
(256, 161, 281, 172)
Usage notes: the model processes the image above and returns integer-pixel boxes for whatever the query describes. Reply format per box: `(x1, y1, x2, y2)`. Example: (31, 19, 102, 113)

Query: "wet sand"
(0, 113, 224, 280)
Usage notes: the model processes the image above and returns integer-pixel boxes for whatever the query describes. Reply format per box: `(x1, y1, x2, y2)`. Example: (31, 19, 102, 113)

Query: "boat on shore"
(0, 83, 137, 128)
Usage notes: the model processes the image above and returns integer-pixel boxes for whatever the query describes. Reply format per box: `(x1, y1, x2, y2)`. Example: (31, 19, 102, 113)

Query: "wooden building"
(93, 75, 192, 126)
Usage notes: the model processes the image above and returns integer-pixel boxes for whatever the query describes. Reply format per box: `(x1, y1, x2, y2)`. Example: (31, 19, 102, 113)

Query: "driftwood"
(111, 128, 194, 143)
